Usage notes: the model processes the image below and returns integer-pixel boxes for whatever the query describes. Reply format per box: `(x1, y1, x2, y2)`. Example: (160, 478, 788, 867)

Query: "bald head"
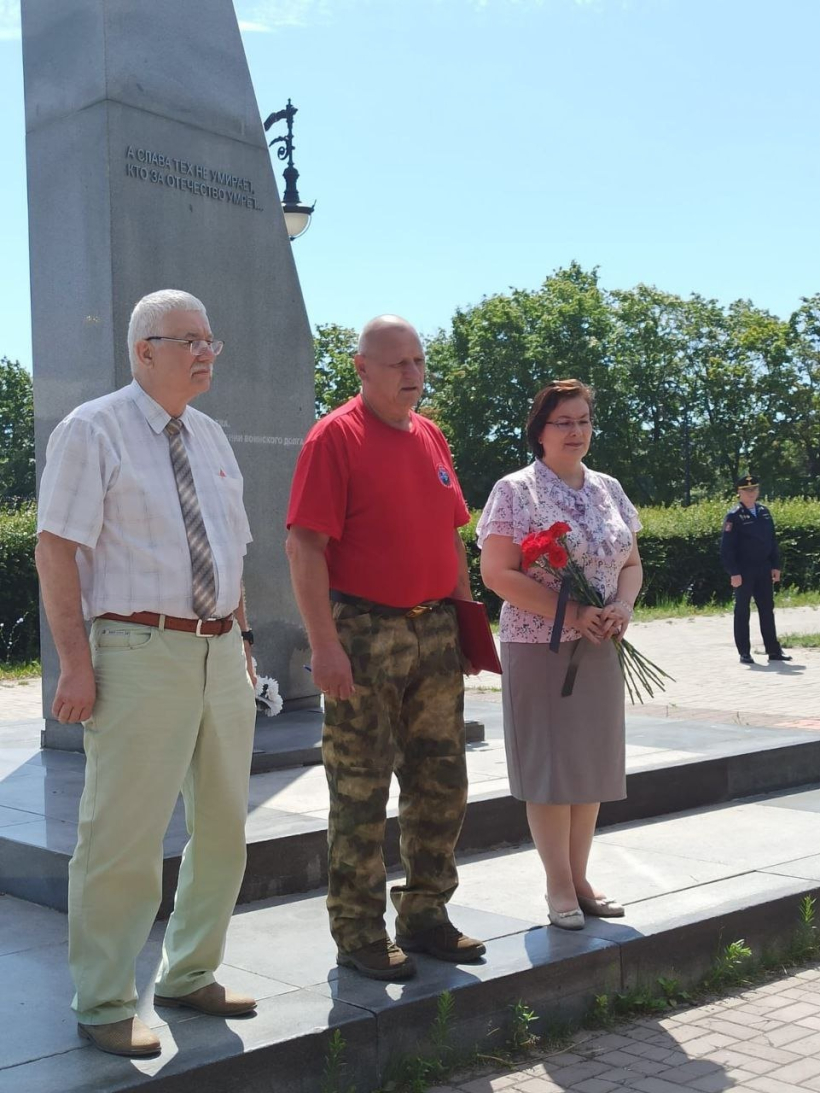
(358, 315, 420, 357)
(354, 315, 425, 428)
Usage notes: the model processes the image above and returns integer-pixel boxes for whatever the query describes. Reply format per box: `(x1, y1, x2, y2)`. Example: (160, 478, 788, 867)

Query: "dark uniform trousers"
(721, 501, 782, 659)
(733, 564, 779, 658)
(322, 600, 467, 953)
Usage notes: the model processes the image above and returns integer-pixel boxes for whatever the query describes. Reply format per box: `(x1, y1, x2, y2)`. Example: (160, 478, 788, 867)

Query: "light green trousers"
(68, 619, 256, 1025)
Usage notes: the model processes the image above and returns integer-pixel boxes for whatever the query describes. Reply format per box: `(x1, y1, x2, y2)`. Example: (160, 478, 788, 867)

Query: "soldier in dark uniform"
(720, 474, 792, 665)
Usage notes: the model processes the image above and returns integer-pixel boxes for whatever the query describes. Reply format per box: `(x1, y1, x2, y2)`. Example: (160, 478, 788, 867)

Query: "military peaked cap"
(735, 474, 760, 489)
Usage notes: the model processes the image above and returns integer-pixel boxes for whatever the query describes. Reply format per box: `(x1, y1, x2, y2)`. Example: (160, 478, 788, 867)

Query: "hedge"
(460, 497, 820, 619)
(0, 502, 38, 661)
(3, 498, 819, 659)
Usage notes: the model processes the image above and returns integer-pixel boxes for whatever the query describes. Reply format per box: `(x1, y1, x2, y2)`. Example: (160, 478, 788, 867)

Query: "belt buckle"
(195, 619, 211, 637)
(405, 604, 431, 619)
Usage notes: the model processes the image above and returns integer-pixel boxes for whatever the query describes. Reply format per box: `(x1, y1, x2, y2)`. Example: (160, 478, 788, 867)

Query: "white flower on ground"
(252, 659, 283, 717)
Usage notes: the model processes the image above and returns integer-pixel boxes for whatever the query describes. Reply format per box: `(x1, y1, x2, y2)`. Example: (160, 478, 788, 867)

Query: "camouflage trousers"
(323, 599, 468, 952)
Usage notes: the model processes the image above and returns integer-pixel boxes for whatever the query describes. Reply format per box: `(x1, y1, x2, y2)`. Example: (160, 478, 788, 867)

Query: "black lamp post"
(263, 99, 315, 241)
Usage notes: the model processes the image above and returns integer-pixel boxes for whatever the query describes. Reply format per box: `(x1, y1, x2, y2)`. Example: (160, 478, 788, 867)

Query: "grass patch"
(780, 632, 820, 649)
(633, 588, 820, 622)
(488, 590, 820, 627)
(0, 659, 40, 681)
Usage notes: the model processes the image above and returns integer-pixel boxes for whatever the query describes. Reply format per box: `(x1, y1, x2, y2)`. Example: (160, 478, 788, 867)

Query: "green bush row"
(4, 497, 819, 657)
(0, 502, 39, 661)
(460, 496, 820, 619)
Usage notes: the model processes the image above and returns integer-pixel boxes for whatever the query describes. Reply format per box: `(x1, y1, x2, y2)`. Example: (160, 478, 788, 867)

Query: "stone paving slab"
(465, 605, 820, 726)
(5, 710, 820, 915)
(3, 605, 820, 729)
(3, 786, 820, 1091)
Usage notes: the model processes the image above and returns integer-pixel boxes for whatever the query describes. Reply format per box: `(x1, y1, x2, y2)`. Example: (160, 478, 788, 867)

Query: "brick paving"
(0, 676, 41, 721)
(467, 606, 820, 728)
(5, 606, 819, 728)
(434, 967, 820, 1093)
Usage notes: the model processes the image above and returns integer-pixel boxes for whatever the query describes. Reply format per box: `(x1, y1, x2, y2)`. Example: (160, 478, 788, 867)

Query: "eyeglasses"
(544, 418, 593, 432)
(145, 336, 224, 356)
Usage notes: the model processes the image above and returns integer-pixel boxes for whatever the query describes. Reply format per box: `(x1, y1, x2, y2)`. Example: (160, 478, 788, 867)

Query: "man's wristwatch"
(240, 629, 254, 645)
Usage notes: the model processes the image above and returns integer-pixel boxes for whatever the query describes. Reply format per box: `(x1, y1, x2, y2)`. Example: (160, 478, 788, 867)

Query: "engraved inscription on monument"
(124, 146, 263, 210)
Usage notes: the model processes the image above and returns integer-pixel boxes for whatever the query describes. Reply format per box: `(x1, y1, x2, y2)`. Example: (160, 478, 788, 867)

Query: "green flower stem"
(531, 546, 673, 704)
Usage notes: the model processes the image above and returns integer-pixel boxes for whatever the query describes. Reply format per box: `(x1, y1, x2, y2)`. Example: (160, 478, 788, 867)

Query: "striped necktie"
(164, 418, 218, 620)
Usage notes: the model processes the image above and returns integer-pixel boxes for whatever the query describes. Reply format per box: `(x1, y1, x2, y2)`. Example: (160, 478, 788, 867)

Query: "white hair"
(127, 289, 208, 374)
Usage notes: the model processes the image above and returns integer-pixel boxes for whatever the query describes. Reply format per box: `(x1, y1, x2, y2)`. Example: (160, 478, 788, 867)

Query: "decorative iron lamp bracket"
(263, 99, 315, 241)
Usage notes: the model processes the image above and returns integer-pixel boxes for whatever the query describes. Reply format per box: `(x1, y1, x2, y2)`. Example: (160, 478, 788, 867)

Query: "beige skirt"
(501, 639, 626, 804)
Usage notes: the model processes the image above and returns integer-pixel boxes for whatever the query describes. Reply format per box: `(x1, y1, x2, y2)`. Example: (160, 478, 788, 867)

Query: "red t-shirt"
(287, 395, 470, 607)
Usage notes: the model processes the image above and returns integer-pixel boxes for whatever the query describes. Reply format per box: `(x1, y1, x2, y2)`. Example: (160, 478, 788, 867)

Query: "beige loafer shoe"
(77, 1017, 161, 1057)
(546, 897, 585, 931)
(577, 894, 625, 918)
(154, 982, 256, 1016)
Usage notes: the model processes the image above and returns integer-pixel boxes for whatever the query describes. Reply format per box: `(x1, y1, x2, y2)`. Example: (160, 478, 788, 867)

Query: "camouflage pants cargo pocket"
(323, 603, 467, 951)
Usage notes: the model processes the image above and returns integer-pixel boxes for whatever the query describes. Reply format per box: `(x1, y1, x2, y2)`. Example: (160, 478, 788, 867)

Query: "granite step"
(3, 707, 820, 918)
(3, 781, 820, 1092)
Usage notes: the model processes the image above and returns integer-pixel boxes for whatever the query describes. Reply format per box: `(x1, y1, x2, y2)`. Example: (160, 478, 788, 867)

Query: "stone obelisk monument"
(22, 0, 318, 748)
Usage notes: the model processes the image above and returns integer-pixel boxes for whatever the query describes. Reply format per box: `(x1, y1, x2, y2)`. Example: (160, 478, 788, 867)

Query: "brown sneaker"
(154, 982, 256, 1016)
(77, 1016, 161, 1057)
(336, 938, 417, 981)
(396, 922, 486, 963)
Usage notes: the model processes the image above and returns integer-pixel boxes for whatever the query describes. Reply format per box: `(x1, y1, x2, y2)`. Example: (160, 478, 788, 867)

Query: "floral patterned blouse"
(476, 460, 642, 644)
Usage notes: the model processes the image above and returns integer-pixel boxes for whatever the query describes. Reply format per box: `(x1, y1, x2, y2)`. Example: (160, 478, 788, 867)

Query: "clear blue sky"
(1, 0, 818, 370)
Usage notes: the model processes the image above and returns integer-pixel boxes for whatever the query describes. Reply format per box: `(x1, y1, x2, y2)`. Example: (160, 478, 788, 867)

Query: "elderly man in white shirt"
(35, 289, 258, 1058)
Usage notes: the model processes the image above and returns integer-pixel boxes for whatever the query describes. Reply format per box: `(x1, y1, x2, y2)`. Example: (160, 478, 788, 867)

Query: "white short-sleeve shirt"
(37, 380, 252, 620)
(476, 460, 641, 644)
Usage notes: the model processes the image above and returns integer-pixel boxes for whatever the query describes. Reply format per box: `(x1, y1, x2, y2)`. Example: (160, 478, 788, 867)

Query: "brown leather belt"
(98, 612, 235, 637)
(329, 590, 446, 619)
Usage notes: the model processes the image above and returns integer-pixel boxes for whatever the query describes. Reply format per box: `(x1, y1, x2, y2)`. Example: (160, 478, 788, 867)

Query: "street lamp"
(263, 99, 315, 241)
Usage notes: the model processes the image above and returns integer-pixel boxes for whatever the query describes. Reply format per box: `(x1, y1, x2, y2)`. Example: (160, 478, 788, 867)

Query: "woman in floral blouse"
(477, 379, 643, 930)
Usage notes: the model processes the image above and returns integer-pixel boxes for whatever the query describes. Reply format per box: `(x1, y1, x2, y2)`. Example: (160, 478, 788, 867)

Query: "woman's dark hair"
(525, 379, 595, 459)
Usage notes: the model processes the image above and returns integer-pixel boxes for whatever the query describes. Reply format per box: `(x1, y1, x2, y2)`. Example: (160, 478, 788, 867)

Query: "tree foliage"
(0, 357, 35, 500)
(421, 265, 818, 509)
(426, 262, 612, 506)
(314, 323, 360, 418)
(314, 266, 817, 509)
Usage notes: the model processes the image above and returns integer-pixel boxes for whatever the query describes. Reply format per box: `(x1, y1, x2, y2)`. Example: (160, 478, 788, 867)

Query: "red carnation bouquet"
(521, 522, 673, 704)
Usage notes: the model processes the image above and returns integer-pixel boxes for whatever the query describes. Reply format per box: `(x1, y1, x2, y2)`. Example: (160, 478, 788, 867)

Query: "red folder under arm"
(451, 598, 502, 675)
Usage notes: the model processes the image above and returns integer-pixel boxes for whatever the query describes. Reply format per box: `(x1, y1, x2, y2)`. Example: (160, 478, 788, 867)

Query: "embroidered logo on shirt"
(724, 521, 733, 532)
(218, 469, 227, 477)
(437, 464, 451, 487)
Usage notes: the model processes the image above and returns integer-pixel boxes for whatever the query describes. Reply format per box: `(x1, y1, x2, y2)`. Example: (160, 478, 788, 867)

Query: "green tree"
(608, 286, 694, 505)
(0, 357, 35, 500)
(715, 300, 793, 494)
(426, 262, 613, 508)
(314, 323, 360, 417)
(780, 296, 820, 496)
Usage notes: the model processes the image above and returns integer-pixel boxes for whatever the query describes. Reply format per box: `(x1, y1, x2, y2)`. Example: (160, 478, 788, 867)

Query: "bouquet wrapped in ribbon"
(521, 522, 673, 704)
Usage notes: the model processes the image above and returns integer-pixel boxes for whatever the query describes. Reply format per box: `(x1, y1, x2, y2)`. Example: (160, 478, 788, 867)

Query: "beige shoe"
(154, 982, 256, 1016)
(77, 1017, 161, 1057)
(546, 897, 585, 931)
(577, 894, 625, 918)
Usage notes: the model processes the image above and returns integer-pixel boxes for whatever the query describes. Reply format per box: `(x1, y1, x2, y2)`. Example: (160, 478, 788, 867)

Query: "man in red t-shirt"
(286, 315, 485, 980)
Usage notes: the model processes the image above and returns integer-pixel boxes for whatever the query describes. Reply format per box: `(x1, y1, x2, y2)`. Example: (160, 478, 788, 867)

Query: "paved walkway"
(0, 675, 40, 722)
(466, 605, 820, 728)
(3, 606, 820, 729)
(435, 965, 820, 1093)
